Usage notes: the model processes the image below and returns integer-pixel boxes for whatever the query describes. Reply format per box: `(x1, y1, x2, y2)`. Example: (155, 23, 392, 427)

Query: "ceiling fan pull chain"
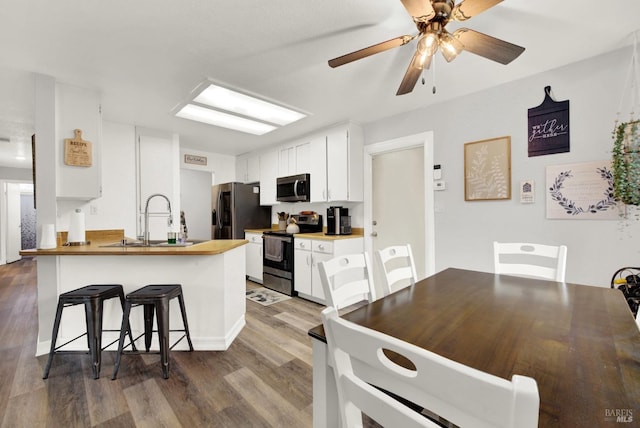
(433, 56, 437, 94)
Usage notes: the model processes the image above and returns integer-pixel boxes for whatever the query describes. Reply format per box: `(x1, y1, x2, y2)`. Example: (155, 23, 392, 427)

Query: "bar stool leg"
(157, 300, 170, 379)
(118, 290, 137, 352)
(112, 301, 132, 380)
(85, 299, 104, 379)
(143, 304, 155, 352)
(43, 300, 65, 379)
(178, 293, 194, 351)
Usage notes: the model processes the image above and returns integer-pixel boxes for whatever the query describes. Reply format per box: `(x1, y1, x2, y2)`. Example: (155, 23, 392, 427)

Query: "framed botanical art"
(464, 136, 511, 201)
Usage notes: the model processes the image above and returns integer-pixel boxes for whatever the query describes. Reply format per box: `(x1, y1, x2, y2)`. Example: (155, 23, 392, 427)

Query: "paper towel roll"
(68, 209, 86, 243)
(39, 224, 57, 249)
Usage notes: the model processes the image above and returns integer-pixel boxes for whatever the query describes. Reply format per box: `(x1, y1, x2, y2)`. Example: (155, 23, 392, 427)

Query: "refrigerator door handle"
(217, 191, 223, 229)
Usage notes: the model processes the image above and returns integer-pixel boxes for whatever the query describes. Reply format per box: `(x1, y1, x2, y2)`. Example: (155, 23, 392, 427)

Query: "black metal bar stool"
(43, 284, 135, 380)
(112, 284, 194, 380)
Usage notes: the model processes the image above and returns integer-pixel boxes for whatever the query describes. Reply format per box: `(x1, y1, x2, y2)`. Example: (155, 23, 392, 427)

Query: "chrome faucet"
(143, 193, 173, 245)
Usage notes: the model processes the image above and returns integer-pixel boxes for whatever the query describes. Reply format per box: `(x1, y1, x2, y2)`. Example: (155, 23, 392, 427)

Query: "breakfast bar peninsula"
(21, 230, 248, 356)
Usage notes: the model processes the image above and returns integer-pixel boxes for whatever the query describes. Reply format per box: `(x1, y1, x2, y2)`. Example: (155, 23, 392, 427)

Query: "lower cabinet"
(294, 237, 363, 304)
(245, 232, 264, 283)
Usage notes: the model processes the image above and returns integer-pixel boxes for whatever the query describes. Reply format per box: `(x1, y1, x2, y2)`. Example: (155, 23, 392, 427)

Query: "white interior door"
(364, 131, 435, 296)
(6, 183, 22, 263)
(371, 147, 425, 286)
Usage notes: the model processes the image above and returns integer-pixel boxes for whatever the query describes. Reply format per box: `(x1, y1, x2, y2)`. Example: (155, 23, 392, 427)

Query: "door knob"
(371, 232, 378, 237)
(372, 220, 377, 226)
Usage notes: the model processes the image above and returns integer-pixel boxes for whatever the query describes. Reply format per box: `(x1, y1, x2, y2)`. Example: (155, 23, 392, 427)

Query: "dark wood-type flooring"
(0, 257, 358, 427)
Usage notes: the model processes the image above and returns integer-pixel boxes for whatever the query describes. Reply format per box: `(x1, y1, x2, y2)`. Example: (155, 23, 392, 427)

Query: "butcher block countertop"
(244, 227, 364, 241)
(20, 229, 246, 256)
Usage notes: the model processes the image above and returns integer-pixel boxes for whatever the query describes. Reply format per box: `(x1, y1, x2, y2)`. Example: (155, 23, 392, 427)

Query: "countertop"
(244, 228, 364, 241)
(20, 229, 247, 256)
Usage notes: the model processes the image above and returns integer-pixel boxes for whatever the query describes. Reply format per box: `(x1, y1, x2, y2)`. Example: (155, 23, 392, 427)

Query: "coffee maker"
(326, 206, 352, 235)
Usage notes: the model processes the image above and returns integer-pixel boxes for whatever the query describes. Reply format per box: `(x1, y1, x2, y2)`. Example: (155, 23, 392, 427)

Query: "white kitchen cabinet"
(236, 153, 260, 183)
(308, 135, 327, 202)
(279, 140, 311, 177)
(259, 148, 279, 205)
(294, 236, 363, 304)
(245, 232, 264, 283)
(326, 124, 363, 202)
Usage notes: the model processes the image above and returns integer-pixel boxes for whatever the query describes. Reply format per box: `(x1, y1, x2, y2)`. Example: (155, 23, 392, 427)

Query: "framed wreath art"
(546, 161, 618, 220)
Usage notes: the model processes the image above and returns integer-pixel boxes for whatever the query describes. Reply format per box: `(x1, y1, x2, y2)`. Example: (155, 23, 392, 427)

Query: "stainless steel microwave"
(276, 173, 310, 202)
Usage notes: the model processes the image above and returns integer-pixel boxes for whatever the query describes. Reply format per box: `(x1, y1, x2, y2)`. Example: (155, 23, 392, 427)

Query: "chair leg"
(43, 300, 65, 379)
(112, 301, 131, 380)
(143, 304, 155, 352)
(177, 293, 194, 351)
(85, 299, 104, 379)
(157, 300, 171, 379)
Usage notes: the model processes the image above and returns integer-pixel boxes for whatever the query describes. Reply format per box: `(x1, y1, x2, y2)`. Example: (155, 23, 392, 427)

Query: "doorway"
(364, 132, 435, 295)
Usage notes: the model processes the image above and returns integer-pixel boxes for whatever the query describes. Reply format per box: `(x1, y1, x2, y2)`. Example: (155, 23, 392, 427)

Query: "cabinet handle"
(318, 244, 324, 250)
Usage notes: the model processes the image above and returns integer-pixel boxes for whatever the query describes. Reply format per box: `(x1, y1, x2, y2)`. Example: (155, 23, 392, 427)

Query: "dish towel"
(264, 236, 284, 262)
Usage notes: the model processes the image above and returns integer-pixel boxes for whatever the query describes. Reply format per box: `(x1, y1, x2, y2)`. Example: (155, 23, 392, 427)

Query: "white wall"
(363, 46, 640, 287)
(180, 147, 236, 185)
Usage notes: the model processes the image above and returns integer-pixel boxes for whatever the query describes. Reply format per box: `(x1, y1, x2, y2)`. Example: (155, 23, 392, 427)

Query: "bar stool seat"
(43, 284, 134, 380)
(112, 284, 194, 380)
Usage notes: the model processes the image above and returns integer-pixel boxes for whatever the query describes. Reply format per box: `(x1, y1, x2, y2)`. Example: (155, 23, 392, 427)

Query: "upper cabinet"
(56, 83, 102, 200)
(259, 148, 279, 205)
(236, 153, 260, 183)
(326, 123, 363, 202)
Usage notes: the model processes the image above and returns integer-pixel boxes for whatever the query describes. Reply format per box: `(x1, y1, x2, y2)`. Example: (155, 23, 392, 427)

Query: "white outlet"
(90, 205, 98, 215)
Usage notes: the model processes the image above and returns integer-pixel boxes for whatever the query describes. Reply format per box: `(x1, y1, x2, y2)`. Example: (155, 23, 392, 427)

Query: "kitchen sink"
(100, 239, 208, 248)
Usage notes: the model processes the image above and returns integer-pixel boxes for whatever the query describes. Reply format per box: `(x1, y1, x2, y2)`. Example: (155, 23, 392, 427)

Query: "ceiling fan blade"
(399, 0, 435, 22)
(451, 0, 503, 21)
(328, 35, 415, 68)
(396, 51, 424, 95)
(454, 28, 524, 64)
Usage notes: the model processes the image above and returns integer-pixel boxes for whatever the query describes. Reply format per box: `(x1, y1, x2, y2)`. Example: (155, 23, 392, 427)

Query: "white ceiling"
(1, 0, 639, 169)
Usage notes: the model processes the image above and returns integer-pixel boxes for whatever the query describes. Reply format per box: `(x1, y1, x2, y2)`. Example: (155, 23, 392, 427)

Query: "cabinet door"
(326, 129, 349, 201)
(246, 241, 263, 282)
(260, 149, 279, 205)
(311, 251, 332, 301)
(236, 154, 249, 182)
(309, 136, 327, 202)
(279, 145, 295, 177)
(247, 155, 260, 183)
(294, 247, 312, 296)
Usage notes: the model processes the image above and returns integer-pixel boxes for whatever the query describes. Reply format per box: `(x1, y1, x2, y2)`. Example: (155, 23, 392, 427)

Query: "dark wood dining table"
(308, 268, 640, 427)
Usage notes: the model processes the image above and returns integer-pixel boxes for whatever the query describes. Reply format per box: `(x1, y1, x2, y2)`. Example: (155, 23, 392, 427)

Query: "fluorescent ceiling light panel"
(176, 104, 277, 135)
(194, 84, 306, 126)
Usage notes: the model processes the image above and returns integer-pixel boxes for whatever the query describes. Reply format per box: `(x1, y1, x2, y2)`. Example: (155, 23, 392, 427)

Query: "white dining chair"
(375, 244, 418, 296)
(321, 306, 540, 428)
(494, 241, 568, 282)
(636, 311, 640, 331)
(318, 253, 377, 311)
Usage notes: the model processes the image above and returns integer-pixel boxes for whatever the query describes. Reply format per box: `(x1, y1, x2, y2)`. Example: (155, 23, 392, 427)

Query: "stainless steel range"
(262, 214, 322, 296)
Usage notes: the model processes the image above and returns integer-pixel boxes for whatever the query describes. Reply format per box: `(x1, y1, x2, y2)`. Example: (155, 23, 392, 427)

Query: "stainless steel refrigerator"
(211, 182, 271, 239)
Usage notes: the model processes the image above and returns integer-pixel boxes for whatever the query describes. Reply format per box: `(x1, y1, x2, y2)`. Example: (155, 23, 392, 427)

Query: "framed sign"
(184, 154, 207, 166)
(528, 86, 570, 157)
(546, 161, 618, 219)
(464, 136, 511, 201)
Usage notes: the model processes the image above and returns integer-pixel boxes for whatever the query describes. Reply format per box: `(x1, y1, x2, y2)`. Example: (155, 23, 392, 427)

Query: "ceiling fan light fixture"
(416, 32, 439, 69)
(439, 31, 463, 62)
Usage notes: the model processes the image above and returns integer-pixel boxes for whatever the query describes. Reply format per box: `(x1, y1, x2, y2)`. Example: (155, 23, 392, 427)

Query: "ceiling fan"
(328, 0, 525, 95)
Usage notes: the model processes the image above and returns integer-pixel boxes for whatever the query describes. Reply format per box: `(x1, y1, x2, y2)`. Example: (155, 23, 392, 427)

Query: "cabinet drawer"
(245, 233, 263, 244)
(312, 240, 334, 254)
(295, 238, 312, 251)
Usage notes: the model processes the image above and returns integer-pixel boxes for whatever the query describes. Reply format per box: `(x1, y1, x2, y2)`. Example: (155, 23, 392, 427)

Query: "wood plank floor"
(0, 257, 384, 427)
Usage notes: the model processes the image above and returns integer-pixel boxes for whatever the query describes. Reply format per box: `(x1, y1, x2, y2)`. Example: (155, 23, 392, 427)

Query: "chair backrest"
(636, 311, 640, 331)
(318, 253, 376, 310)
(321, 307, 540, 428)
(494, 241, 568, 282)
(375, 244, 418, 296)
